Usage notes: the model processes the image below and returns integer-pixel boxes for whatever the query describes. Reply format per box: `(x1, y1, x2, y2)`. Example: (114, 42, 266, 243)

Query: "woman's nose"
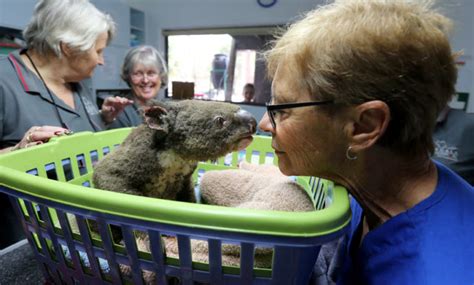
(98, 55, 105, 66)
(258, 112, 274, 133)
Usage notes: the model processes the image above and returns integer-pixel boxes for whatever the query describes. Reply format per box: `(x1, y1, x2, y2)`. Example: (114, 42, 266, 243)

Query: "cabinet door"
(0, 0, 36, 29)
(90, 0, 130, 47)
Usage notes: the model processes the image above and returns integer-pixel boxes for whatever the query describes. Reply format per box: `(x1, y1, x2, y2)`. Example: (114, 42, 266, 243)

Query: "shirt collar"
(8, 49, 83, 113)
(8, 49, 44, 94)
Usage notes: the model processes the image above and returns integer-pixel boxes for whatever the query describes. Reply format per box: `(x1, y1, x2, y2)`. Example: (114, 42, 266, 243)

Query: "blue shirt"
(337, 161, 474, 285)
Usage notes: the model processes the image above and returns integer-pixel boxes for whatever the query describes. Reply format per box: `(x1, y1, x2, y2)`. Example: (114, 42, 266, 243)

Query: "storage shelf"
(130, 7, 145, 46)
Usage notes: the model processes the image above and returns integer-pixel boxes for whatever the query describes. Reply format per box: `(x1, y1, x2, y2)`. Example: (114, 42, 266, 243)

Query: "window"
(164, 27, 276, 105)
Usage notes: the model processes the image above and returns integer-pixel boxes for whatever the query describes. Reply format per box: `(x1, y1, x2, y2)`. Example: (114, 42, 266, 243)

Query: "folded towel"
(200, 162, 314, 212)
(157, 162, 315, 271)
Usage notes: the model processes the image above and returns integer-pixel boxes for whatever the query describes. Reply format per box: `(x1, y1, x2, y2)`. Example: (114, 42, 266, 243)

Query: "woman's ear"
(60, 42, 73, 57)
(344, 100, 390, 152)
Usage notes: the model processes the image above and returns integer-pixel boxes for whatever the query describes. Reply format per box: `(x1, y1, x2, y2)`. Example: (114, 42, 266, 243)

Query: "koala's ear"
(144, 105, 169, 132)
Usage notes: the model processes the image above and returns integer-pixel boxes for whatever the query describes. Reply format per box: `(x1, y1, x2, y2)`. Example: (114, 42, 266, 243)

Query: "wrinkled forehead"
(271, 61, 309, 103)
(94, 32, 109, 50)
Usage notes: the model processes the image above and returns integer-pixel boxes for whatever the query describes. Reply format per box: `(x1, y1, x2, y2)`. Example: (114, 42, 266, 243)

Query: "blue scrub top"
(337, 161, 474, 285)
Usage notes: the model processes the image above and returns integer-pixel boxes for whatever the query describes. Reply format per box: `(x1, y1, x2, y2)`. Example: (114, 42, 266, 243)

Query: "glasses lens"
(131, 71, 158, 80)
(131, 73, 142, 80)
(147, 72, 158, 79)
(268, 110, 276, 129)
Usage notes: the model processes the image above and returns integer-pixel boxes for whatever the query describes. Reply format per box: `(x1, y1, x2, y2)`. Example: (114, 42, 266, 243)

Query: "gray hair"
(121, 45, 168, 88)
(265, 0, 457, 157)
(23, 0, 116, 57)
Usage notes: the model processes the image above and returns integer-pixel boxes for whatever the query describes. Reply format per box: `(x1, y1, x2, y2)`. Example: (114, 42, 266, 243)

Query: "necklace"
(24, 50, 68, 129)
(23, 50, 100, 131)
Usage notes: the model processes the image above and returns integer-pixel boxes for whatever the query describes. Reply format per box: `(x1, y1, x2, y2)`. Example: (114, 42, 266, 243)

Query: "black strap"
(23, 50, 100, 131)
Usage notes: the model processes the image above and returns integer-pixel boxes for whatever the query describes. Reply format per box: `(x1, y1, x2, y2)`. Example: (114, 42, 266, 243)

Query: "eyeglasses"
(265, 100, 334, 129)
(131, 71, 159, 81)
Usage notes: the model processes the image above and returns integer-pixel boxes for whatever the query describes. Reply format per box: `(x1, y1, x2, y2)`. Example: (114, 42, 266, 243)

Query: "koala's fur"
(93, 99, 256, 201)
(90, 100, 256, 284)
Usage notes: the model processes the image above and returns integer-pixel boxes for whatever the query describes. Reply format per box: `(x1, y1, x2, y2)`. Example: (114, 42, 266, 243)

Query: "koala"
(92, 99, 257, 202)
(71, 100, 255, 284)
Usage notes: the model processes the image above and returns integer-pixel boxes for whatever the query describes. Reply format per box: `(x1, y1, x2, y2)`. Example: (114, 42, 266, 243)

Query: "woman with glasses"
(259, 1, 474, 284)
(108, 45, 168, 128)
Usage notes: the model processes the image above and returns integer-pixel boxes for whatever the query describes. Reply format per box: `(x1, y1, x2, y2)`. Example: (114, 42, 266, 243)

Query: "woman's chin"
(138, 93, 155, 100)
(276, 159, 296, 176)
(134, 88, 158, 100)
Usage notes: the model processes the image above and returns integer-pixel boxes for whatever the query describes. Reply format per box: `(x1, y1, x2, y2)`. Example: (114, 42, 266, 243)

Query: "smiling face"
(130, 63, 162, 104)
(258, 63, 347, 177)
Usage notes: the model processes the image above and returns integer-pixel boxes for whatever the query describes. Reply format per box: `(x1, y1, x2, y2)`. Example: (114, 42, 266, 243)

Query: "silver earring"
(346, 146, 358, 160)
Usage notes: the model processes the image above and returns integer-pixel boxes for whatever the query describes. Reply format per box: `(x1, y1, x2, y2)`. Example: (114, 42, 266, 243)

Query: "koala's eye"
(214, 116, 228, 128)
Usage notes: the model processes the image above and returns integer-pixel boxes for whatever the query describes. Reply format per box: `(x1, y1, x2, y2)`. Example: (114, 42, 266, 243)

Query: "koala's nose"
(237, 109, 257, 134)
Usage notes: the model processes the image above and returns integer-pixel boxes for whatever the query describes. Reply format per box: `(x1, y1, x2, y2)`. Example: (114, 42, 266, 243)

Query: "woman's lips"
(274, 150, 285, 155)
(140, 86, 153, 92)
(272, 144, 284, 154)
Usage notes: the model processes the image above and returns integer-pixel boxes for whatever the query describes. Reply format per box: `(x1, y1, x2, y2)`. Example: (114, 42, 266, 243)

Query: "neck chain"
(24, 51, 68, 129)
(23, 50, 100, 131)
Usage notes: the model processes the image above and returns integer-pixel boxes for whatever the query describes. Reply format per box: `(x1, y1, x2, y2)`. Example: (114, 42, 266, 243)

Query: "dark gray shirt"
(433, 108, 474, 185)
(107, 98, 144, 129)
(0, 50, 105, 148)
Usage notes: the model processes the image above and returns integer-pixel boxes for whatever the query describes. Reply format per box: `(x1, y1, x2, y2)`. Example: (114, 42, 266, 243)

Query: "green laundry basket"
(0, 129, 351, 284)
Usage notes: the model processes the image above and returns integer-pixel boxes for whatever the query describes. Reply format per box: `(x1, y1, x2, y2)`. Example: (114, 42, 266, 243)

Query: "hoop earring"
(346, 146, 358, 160)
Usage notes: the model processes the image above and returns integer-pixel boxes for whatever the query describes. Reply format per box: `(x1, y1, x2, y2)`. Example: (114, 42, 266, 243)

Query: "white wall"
(129, 0, 474, 112)
(0, 0, 36, 29)
(129, 0, 322, 51)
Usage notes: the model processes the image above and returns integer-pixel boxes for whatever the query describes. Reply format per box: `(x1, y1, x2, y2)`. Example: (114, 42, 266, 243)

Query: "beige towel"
(157, 162, 315, 271)
(122, 163, 314, 283)
(200, 161, 314, 211)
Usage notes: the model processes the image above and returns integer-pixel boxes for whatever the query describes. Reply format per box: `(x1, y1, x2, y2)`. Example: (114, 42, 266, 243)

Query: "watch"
(257, 0, 277, 8)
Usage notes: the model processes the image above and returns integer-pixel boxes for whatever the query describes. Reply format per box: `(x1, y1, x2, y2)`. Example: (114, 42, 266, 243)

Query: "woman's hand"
(7, 126, 71, 152)
(100, 96, 134, 124)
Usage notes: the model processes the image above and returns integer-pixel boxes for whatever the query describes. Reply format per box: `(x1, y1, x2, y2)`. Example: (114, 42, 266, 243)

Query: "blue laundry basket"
(0, 128, 351, 284)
